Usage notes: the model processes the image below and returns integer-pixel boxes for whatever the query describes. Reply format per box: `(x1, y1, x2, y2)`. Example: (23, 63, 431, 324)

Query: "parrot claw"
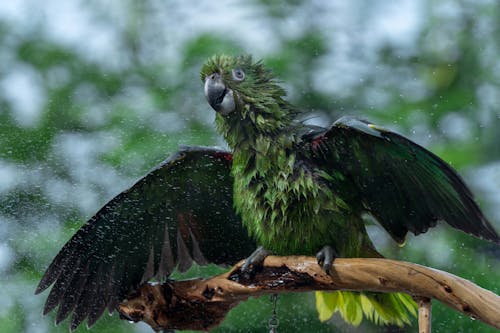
(241, 246, 270, 277)
(316, 245, 337, 274)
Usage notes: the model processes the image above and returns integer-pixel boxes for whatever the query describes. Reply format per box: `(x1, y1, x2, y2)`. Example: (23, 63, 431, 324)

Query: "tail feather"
(316, 291, 417, 327)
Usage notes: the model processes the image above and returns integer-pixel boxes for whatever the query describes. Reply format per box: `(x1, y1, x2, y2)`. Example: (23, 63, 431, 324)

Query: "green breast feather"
(231, 133, 360, 255)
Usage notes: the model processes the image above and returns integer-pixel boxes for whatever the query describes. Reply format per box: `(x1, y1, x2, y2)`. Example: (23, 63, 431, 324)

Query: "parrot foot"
(316, 245, 337, 274)
(241, 246, 270, 277)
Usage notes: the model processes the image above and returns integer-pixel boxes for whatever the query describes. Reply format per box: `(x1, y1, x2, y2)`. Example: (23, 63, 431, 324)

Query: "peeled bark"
(118, 256, 500, 332)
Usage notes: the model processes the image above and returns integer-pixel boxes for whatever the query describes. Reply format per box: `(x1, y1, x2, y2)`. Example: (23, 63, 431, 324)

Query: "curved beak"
(204, 73, 235, 115)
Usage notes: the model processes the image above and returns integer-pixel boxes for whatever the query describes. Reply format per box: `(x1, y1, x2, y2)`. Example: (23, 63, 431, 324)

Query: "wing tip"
(70, 310, 87, 332)
(477, 227, 500, 245)
(34, 283, 47, 295)
(35, 271, 59, 296)
(55, 309, 69, 325)
(43, 302, 57, 316)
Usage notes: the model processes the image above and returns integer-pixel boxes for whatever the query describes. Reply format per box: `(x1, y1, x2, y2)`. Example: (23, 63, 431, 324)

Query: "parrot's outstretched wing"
(307, 116, 499, 245)
(35, 146, 254, 331)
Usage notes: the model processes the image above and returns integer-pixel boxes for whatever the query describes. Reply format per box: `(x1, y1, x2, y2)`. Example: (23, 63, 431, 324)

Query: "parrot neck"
(215, 102, 296, 150)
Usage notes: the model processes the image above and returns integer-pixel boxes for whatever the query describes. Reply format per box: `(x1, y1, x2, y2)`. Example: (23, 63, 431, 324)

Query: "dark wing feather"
(35, 146, 255, 330)
(307, 116, 499, 244)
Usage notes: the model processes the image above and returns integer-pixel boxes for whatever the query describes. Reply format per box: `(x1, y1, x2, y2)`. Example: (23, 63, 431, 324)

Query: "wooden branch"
(118, 256, 500, 332)
(415, 296, 432, 333)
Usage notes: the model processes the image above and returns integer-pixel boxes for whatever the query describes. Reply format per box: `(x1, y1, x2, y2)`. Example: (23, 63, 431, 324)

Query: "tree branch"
(415, 296, 432, 333)
(118, 256, 500, 332)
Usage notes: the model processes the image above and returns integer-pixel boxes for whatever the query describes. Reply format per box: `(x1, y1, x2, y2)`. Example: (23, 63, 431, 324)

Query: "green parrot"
(36, 54, 499, 331)
(200, 55, 499, 326)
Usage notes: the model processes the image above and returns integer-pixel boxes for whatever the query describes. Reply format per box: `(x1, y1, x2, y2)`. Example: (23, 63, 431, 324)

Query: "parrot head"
(201, 55, 296, 141)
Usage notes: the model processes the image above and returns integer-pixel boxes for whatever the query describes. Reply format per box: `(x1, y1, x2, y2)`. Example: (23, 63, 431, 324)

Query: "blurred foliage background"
(0, 0, 499, 332)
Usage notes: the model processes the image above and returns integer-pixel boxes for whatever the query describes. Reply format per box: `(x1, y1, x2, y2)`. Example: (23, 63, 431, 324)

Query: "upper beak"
(204, 73, 227, 111)
(204, 73, 235, 115)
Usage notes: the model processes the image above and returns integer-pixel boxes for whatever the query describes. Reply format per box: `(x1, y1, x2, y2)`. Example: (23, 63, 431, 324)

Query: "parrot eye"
(231, 68, 245, 82)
